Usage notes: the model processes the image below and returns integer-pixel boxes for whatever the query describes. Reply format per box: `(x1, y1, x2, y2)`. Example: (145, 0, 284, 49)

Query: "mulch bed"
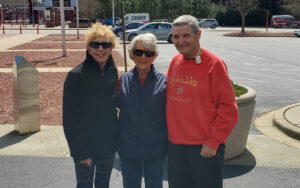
(0, 34, 126, 126)
(0, 72, 66, 125)
(32, 36, 86, 42)
(224, 31, 295, 37)
(0, 50, 124, 68)
(9, 42, 86, 50)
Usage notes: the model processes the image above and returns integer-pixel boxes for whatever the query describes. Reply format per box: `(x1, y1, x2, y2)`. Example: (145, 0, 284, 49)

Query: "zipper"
(100, 69, 104, 77)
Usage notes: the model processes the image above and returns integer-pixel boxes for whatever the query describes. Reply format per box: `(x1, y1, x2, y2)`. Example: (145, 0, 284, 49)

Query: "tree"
(282, 0, 300, 19)
(79, 0, 103, 21)
(229, 0, 259, 35)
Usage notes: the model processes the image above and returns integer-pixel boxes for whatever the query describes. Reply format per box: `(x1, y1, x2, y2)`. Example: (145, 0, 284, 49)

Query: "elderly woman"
(117, 33, 167, 188)
(63, 23, 119, 188)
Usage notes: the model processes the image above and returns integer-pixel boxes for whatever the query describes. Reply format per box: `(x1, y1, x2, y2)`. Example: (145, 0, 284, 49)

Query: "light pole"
(112, 0, 114, 27)
(76, 0, 79, 39)
(23, 0, 26, 25)
(60, 0, 66, 57)
(31, 0, 34, 26)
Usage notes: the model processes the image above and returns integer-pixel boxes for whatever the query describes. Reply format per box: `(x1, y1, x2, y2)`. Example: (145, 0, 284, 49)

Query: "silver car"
(124, 22, 173, 43)
(199, 19, 219, 29)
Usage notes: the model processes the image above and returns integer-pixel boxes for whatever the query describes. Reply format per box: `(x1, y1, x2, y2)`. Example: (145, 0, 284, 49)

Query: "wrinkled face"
(172, 25, 201, 58)
(88, 36, 112, 64)
(133, 41, 157, 70)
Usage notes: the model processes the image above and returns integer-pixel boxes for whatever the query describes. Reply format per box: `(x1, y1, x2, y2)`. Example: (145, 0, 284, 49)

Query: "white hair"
(128, 33, 158, 59)
(172, 15, 199, 34)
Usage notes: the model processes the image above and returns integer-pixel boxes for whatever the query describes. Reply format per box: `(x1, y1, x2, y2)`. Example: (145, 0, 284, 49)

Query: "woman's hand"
(80, 158, 92, 166)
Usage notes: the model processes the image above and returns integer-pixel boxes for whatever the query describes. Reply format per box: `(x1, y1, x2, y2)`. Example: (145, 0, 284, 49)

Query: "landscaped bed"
(0, 34, 126, 125)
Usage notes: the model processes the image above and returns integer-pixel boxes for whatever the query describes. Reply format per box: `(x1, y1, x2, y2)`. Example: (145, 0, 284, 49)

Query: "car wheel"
(167, 35, 173, 43)
(211, 24, 217, 29)
(278, 24, 282, 28)
(128, 34, 137, 42)
(117, 31, 122, 37)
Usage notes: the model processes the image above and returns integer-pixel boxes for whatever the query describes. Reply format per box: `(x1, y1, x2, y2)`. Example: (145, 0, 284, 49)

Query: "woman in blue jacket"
(117, 33, 167, 188)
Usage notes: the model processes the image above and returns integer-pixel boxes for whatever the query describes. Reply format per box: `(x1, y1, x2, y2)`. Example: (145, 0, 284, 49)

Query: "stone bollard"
(12, 56, 40, 134)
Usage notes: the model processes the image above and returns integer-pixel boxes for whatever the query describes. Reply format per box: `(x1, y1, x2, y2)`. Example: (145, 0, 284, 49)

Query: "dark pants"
(167, 142, 224, 188)
(74, 157, 114, 188)
(120, 155, 165, 188)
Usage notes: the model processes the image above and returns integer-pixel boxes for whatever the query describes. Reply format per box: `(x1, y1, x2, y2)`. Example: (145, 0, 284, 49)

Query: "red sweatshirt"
(166, 48, 238, 150)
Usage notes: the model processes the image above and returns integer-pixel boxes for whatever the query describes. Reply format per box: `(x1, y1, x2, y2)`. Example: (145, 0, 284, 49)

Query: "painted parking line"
(242, 63, 256, 66)
(232, 76, 266, 83)
(251, 56, 264, 60)
(258, 69, 300, 74)
(231, 69, 300, 82)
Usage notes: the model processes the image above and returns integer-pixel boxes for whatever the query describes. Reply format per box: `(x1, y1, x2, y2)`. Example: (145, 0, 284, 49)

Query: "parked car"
(68, 18, 91, 28)
(112, 22, 145, 37)
(101, 17, 121, 25)
(199, 19, 219, 29)
(271, 15, 298, 28)
(294, 30, 300, 37)
(123, 22, 173, 43)
(292, 21, 300, 28)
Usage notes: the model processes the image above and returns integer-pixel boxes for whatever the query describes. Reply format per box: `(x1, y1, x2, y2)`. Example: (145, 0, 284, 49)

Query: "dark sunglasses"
(89, 42, 112, 49)
(133, 49, 156, 57)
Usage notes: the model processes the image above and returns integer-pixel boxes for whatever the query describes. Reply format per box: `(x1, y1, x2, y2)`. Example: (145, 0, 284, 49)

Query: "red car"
(271, 15, 300, 28)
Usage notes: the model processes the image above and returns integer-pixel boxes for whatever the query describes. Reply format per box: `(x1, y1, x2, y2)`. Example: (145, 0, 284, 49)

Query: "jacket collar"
(132, 64, 156, 80)
(83, 50, 115, 72)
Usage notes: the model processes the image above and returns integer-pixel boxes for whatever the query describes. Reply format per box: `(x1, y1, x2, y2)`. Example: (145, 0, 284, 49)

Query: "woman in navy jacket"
(117, 33, 167, 188)
(63, 23, 119, 188)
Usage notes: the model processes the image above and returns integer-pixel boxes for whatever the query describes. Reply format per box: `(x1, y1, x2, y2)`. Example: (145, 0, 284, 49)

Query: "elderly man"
(166, 15, 239, 188)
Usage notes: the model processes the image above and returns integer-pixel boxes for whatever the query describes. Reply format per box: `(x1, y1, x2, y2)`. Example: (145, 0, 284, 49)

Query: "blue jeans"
(120, 155, 164, 188)
(74, 157, 114, 188)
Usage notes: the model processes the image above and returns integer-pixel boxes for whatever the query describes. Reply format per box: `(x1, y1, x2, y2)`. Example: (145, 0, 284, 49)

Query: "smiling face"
(88, 36, 112, 67)
(172, 24, 201, 59)
(133, 41, 157, 71)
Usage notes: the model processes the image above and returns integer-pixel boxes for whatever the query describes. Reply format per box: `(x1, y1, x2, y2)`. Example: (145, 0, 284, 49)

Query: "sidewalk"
(0, 34, 300, 187)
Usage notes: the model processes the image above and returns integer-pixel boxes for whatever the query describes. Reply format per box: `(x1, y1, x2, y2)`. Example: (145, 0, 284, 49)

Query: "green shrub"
(231, 81, 248, 97)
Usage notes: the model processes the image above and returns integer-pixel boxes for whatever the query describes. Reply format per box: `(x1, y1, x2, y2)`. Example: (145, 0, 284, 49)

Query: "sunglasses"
(133, 49, 156, 57)
(89, 42, 112, 49)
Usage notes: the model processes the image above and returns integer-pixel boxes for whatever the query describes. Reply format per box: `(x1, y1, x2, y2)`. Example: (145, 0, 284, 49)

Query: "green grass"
(231, 81, 248, 97)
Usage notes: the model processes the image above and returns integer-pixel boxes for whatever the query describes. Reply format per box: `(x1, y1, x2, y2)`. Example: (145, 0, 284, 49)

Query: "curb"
(273, 103, 300, 141)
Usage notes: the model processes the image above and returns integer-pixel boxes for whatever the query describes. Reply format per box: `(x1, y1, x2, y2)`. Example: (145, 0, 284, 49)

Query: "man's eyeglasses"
(133, 49, 155, 57)
(89, 42, 112, 49)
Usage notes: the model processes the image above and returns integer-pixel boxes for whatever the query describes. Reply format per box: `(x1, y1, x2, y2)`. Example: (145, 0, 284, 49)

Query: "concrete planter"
(225, 85, 256, 160)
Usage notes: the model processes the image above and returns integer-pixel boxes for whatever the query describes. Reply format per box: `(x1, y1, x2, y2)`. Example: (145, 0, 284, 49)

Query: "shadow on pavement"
(0, 130, 34, 149)
(113, 150, 256, 181)
(224, 149, 256, 179)
(112, 154, 169, 181)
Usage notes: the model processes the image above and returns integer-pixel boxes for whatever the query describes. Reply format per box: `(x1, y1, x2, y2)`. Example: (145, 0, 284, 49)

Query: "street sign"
(44, 10, 50, 21)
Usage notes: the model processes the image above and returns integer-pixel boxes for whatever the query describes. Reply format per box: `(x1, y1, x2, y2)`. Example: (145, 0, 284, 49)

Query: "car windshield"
(144, 24, 157, 30)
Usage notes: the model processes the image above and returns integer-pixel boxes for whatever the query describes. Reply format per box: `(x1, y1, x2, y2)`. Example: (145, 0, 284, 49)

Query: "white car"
(294, 30, 300, 37)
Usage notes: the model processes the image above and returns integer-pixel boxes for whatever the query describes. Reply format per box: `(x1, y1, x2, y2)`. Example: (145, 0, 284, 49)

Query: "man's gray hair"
(172, 15, 199, 34)
(128, 33, 158, 59)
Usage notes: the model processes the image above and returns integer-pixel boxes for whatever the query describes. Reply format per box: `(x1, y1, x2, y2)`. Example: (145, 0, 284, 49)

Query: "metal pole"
(31, 0, 34, 26)
(23, 0, 26, 26)
(76, 0, 79, 39)
(1, 7, 4, 24)
(266, 10, 269, 32)
(121, 2, 127, 72)
(112, 0, 114, 27)
(60, 0, 66, 57)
